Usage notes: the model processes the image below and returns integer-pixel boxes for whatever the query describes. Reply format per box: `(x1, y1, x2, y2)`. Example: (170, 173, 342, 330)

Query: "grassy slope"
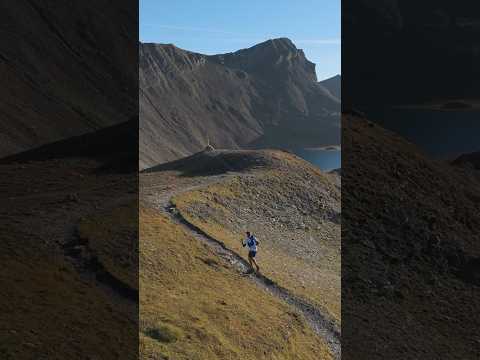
(0, 158, 138, 359)
(140, 206, 332, 360)
(77, 201, 139, 291)
(171, 152, 340, 323)
(342, 115, 480, 359)
(0, 249, 136, 359)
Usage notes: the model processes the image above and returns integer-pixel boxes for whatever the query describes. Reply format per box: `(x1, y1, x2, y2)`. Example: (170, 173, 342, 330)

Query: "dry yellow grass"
(140, 206, 332, 360)
(0, 255, 136, 359)
(172, 169, 341, 323)
(77, 200, 138, 290)
(0, 156, 138, 359)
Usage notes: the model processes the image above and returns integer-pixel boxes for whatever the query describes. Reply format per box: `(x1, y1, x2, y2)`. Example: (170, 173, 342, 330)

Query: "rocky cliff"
(139, 38, 340, 169)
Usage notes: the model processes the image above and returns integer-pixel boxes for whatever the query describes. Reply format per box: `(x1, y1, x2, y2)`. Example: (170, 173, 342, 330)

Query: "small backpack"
(248, 235, 258, 247)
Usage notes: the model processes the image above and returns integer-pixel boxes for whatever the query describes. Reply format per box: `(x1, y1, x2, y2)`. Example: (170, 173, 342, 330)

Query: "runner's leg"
(251, 257, 260, 272)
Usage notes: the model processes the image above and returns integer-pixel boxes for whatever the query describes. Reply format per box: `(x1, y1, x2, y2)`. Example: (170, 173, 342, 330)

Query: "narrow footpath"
(143, 174, 341, 359)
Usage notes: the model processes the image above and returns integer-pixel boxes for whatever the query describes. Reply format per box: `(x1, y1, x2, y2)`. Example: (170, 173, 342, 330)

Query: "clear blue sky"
(139, 0, 340, 81)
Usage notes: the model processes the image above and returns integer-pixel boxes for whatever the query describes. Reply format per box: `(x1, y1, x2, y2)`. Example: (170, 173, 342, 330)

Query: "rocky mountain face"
(0, 0, 137, 158)
(319, 75, 341, 100)
(139, 38, 340, 169)
(342, 115, 480, 359)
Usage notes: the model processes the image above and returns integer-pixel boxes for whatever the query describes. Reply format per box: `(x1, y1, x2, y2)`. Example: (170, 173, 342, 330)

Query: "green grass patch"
(144, 324, 182, 343)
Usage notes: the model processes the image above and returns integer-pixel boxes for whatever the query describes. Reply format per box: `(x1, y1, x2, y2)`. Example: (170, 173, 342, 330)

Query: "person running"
(242, 231, 260, 273)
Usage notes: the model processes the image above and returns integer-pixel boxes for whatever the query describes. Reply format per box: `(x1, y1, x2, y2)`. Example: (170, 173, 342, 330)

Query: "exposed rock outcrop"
(139, 38, 340, 170)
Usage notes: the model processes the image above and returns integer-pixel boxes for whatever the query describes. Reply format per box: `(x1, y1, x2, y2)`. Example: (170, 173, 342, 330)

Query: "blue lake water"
(367, 107, 480, 159)
(293, 149, 341, 171)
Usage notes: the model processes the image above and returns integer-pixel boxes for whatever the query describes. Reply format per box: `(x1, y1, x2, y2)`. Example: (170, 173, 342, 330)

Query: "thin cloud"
(296, 39, 341, 45)
(141, 24, 240, 36)
(141, 24, 341, 47)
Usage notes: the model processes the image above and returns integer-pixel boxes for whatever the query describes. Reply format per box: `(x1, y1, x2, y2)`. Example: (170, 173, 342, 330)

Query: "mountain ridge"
(0, 0, 137, 158)
(319, 75, 341, 100)
(139, 38, 340, 170)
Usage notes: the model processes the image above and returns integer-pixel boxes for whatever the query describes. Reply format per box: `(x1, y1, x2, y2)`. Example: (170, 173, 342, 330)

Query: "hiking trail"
(143, 173, 341, 359)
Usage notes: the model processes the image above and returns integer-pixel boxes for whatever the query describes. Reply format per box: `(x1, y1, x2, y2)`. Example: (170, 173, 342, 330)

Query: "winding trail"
(142, 172, 341, 359)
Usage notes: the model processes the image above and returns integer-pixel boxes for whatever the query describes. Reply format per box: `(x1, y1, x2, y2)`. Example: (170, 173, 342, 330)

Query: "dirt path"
(142, 173, 341, 359)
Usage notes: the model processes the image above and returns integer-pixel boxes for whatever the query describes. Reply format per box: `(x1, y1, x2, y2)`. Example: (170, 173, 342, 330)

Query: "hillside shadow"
(142, 150, 273, 177)
(0, 118, 138, 174)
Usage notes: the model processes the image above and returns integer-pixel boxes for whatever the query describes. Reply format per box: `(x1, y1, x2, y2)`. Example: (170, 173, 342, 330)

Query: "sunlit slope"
(171, 150, 341, 323)
(140, 207, 332, 360)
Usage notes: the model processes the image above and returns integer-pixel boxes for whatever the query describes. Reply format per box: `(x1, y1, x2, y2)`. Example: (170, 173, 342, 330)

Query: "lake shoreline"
(292, 148, 341, 172)
(302, 145, 341, 151)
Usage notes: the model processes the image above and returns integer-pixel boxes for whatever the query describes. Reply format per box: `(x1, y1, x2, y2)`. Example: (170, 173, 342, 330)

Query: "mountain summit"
(209, 38, 317, 82)
(139, 38, 340, 170)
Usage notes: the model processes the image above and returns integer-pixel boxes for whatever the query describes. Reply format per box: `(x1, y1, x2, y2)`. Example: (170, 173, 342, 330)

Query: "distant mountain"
(343, 1, 480, 107)
(319, 74, 341, 100)
(452, 151, 480, 170)
(0, 0, 137, 158)
(139, 38, 340, 169)
(342, 1, 480, 161)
